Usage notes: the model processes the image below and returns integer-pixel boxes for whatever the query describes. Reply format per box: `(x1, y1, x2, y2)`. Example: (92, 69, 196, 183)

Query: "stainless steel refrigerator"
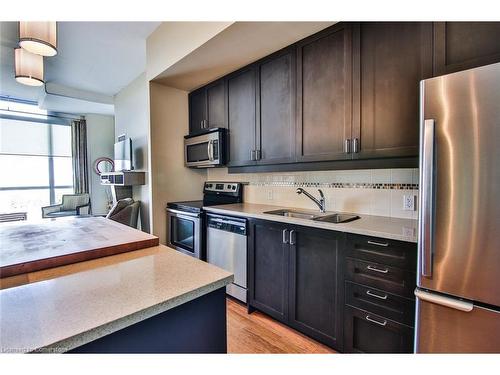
(415, 62, 500, 353)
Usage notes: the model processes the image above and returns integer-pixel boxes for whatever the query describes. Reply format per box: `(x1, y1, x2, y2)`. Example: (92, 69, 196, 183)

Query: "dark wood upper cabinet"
(296, 23, 353, 162)
(248, 219, 289, 323)
(352, 22, 433, 159)
(206, 80, 226, 129)
(289, 226, 343, 350)
(189, 21, 500, 170)
(188, 79, 226, 135)
(256, 48, 296, 165)
(188, 88, 207, 135)
(433, 22, 500, 76)
(227, 68, 257, 167)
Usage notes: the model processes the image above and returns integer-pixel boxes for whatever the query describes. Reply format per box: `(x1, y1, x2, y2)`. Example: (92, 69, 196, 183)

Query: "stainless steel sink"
(263, 209, 321, 220)
(313, 213, 360, 224)
(263, 209, 360, 223)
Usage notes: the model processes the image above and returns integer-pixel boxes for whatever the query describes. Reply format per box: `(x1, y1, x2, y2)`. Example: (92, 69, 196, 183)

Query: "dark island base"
(69, 288, 227, 353)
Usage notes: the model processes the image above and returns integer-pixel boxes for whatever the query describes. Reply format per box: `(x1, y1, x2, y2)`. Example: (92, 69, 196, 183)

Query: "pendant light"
(14, 48, 44, 86)
(19, 21, 57, 57)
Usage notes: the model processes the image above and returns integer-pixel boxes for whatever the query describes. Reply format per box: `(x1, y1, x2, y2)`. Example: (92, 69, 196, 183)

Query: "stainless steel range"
(166, 182, 243, 260)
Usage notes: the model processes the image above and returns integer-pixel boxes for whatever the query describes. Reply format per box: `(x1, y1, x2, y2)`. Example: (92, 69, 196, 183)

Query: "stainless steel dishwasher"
(206, 213, 247, 303)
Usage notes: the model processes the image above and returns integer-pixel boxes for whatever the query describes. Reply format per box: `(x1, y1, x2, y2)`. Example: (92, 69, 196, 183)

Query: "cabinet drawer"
(344, 305, 414, 353)
(345, 257, 416, 298)
(345, 281, 415, 326)
(346, 233, 417, 271)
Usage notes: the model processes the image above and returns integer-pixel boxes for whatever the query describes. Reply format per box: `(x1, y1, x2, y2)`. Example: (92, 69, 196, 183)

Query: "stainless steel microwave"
(184, 128, 226, 168)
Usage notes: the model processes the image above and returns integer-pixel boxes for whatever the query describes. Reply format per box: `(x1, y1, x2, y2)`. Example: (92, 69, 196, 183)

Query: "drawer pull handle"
(367, 240, 389, 247)
(366, 290, 388, 300)
(367, 265, 389, 274)
(366, 315, 387, 327)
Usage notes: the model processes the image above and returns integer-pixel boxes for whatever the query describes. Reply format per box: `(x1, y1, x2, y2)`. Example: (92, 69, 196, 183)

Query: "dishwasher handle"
(207, 214, 247, 235)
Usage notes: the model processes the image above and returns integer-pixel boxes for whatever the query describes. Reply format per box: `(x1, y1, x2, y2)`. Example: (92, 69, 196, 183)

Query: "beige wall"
(149, 82, 206, 243)
(208, 168, 419, 220)
(146, 22, 233, 81)
(114, 72, 151, 232)
(85, 114, 115, 215)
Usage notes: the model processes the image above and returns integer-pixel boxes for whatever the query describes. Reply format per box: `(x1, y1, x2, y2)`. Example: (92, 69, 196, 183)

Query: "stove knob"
(227, 184, 231, 189)
(232, 185, 236, 190)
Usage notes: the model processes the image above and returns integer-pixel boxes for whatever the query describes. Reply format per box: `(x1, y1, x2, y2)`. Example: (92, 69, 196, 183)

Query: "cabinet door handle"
(255, 149, 261, 160)
(200, 120, 204, 129)
(366, 265, 389, 274)
(353, 137, 360, 153)
(366, 315, 387, 327)
(289, 230, 295, 245)
(250, 150, 256, 161)
(282, 229, 289, 244)
(367, 240, 389, 247)
(366, 290, 388, 300)
(345, 139, 351, 153)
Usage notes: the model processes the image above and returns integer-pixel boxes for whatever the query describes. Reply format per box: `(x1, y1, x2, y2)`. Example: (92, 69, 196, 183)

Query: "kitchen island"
(0, 245, 233, 353)
(0, 216, 159, 278)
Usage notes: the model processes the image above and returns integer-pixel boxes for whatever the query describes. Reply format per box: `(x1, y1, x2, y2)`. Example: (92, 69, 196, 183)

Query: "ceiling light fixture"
(14, 48, 44, 86)
(19, 21, 57, 57)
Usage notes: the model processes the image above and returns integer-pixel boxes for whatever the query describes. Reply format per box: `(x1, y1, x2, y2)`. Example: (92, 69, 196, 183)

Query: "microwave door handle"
(207, 140, 214, 161)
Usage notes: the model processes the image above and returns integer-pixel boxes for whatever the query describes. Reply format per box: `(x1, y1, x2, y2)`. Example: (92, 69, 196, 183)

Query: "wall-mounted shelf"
(100, 171, 145, 186)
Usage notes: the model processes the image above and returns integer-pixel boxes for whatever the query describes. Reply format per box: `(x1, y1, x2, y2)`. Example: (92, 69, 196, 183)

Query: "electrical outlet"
(402, 226, 416, 237)
(403, 195, 416, 211)
(267, 189, 273, 200)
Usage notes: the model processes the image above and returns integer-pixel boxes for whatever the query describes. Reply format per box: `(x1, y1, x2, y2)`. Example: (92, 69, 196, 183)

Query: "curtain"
(71, 119, 89, 195)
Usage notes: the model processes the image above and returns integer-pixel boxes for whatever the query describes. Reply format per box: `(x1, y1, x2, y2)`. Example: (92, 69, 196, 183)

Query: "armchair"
(41, 193, 91, 218)
(106, 198, 140, 228)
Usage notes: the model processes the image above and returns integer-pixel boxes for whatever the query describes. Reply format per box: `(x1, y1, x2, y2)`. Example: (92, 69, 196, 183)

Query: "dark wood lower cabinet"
(247, 219, 289, 322)
(288, 227, 343, 350)
(345, 257, 416, 298)
(248, 219, 343, 350)
(345, 281, 415, 327)
(247, 219, 417, 353)
(344, 305, 414, 353)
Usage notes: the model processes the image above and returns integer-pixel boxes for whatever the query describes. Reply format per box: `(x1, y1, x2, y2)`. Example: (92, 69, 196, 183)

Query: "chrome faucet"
(296, 188, 326, 213)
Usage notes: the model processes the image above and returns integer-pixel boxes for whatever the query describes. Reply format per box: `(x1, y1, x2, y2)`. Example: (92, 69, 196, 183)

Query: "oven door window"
(170, 217, 195, 252)
(186, 142, 209, 163)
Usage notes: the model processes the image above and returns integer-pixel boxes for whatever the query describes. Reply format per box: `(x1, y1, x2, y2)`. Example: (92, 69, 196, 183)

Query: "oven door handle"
(167, 208, 201, 218)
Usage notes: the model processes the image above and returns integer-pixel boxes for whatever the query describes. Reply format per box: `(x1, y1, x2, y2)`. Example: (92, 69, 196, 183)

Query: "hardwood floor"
(227, 298, 336, 354)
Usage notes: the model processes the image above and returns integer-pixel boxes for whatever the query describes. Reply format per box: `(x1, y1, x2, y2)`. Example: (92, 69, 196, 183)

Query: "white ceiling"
(0, 21, 159, 114)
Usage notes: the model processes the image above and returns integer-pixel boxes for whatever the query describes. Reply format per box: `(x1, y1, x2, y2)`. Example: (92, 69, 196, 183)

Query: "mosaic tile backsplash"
(207, 168, 420, 220)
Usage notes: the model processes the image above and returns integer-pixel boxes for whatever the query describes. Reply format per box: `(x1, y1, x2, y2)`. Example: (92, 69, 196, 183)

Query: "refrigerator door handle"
(419, 119, 435, 277)
(415, 288, 473, 312)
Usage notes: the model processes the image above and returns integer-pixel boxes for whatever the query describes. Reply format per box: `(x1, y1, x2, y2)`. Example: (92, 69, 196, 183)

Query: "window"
(0, 100, 74, 220)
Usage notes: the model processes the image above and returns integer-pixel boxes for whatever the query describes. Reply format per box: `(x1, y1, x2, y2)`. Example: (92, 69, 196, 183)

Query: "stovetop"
(166, 181, 244, 214)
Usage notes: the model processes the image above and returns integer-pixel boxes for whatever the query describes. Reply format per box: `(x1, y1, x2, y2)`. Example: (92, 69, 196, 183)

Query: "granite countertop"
(204, 203, 418, 243)
(0, 245, 233, 353)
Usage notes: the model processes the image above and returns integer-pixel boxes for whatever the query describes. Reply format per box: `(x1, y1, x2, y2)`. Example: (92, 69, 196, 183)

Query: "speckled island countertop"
(204, 203, 418, 243)
(0, 245, 233, 353)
